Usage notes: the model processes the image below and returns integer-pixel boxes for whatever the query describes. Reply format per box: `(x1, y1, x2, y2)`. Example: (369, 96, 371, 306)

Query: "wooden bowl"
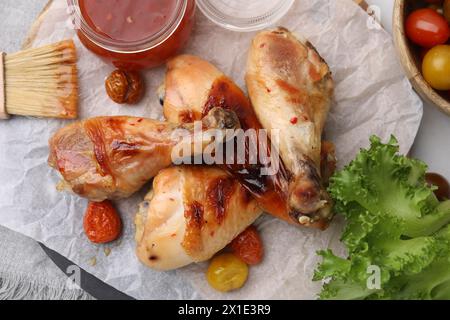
(393, 0, 450, 115)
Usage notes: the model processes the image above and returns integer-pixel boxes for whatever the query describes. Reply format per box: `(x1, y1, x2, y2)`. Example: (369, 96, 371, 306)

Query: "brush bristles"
(4, 40, 78, 119)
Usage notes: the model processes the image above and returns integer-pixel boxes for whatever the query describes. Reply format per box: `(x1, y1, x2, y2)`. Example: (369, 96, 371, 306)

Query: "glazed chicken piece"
(246, 28, 335, 227)
(48, 108, 240, 201)
(135, 166, 261, 270)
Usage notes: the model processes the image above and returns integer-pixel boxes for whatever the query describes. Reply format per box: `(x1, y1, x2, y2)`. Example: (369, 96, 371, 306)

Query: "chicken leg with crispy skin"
(246, 28, 335, 227)
(48, 107, 240, 201)
(135, 166, 261, 270)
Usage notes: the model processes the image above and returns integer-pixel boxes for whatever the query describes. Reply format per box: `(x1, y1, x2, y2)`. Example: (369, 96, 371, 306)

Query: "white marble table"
(0, 0, 448, 300)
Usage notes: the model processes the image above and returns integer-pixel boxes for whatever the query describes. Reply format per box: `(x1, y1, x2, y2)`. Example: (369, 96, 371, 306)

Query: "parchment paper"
(0, 0, 423, 300)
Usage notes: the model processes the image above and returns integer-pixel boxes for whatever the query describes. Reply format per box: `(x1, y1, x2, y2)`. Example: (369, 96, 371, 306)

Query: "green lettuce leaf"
(314, 136, 450, 300)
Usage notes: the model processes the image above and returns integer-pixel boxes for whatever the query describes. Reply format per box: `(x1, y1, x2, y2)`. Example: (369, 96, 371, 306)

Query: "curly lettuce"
(314, 136, 450, 300)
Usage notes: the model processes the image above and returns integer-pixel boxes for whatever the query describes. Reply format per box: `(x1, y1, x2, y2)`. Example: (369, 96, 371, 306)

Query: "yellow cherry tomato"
(206, 253, 249, 292)
(422, 45, 450, 91)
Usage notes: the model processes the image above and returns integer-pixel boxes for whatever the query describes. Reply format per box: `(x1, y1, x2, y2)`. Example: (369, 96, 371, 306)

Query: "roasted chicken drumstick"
(48, 108, 240, 201)
(135, 166, 261, 270)
(246, 28, 335, 227)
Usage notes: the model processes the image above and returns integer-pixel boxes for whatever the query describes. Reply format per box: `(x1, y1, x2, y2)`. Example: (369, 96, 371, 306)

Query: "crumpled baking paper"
(0, 0, 423, 300)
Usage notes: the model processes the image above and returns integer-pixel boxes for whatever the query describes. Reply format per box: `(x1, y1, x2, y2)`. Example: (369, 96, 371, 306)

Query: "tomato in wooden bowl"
(393, 0, 450, 114)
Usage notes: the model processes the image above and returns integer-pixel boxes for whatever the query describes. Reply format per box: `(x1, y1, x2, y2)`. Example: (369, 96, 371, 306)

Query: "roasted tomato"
(207, 253, 249, 292)
(230, 226, 264, 265)
(423, 45, 450, 90)
(84, 201, 122, 244)
(105, 70, 144, 105)
(406, 8, 449, 48)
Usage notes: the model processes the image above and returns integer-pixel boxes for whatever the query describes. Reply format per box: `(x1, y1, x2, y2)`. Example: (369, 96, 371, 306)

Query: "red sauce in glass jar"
(69, 0, 196, 70)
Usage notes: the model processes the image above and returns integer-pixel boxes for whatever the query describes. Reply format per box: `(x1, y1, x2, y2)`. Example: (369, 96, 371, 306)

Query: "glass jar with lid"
(68, 0, 196, 70)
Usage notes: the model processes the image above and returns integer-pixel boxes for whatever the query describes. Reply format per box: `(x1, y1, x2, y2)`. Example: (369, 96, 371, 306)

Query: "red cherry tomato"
(406, 8, 450, 48)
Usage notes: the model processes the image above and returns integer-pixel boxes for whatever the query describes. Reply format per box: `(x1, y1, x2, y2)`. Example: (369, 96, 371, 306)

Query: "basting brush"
(0, 40, 78, 120)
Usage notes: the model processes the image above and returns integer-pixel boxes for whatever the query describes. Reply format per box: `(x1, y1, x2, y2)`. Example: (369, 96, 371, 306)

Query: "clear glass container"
(196, 0, 295, 32)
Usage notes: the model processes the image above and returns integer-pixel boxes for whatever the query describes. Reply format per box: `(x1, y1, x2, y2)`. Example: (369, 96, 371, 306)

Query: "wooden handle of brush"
(0, 52, 9, 120)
